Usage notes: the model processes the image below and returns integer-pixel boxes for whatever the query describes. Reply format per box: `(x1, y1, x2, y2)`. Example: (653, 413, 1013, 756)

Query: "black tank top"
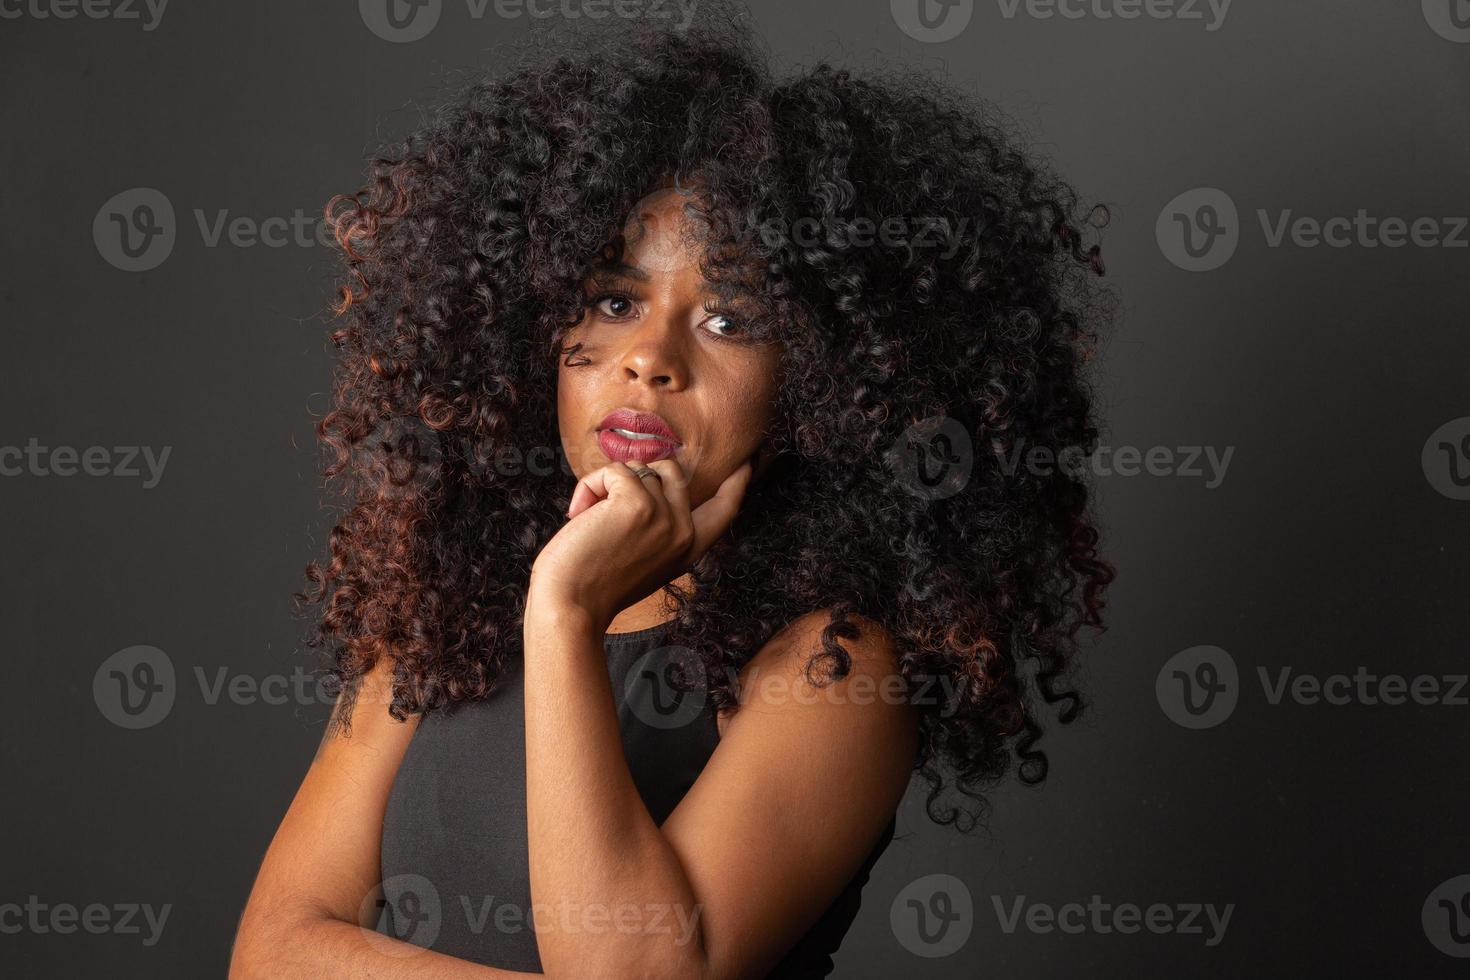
(378, 618, 896, 976)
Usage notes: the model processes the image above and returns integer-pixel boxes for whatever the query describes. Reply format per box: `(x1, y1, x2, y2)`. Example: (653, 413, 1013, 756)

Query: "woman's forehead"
(621, 192, 718, 267)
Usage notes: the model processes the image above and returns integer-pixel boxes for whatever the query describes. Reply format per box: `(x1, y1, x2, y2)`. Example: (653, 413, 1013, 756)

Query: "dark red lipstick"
(595, 408, 682, 464)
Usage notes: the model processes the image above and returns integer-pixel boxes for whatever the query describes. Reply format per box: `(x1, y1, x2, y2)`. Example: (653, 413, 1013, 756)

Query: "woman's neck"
(604, 573, 691, 634)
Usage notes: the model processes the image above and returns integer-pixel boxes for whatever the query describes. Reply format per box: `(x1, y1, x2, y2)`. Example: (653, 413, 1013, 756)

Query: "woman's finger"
(688, 459, 753, 560)
(568, 462, 662, 519)
(642, 457, 691, 521)
(567, 465, 613, 518)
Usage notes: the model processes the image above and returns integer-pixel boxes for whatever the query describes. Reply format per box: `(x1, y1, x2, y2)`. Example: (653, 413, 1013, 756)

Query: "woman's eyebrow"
(587, 260, 746, 304)
(588, 259, 650, 283)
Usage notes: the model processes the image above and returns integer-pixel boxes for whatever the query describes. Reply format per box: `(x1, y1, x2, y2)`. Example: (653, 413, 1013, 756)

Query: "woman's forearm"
(521, 596, 710, 980)
(230, 912, 539, 979)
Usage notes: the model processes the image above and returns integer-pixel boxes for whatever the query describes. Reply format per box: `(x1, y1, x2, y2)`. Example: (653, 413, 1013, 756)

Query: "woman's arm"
(523, 598, 919, 980)
(228, 659, 535, 979)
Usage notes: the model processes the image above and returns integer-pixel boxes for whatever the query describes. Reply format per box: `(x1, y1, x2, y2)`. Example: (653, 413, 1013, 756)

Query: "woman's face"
(557, 187, 784, 507)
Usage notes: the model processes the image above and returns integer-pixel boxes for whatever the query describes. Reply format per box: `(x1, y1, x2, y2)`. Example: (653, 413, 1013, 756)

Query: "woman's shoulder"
(756, 608, 900, 677)
(715, 608, 906, 736)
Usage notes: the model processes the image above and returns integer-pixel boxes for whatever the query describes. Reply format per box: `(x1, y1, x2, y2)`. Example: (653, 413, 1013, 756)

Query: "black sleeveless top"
(378, 618, 896, 976)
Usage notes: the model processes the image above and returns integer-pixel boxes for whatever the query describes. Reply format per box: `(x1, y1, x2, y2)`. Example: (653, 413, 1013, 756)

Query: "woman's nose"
(616, 309, 688, 387)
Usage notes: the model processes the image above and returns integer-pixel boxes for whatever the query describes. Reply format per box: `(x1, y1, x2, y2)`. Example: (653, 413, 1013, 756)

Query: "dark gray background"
(3, 1, 1468, 976)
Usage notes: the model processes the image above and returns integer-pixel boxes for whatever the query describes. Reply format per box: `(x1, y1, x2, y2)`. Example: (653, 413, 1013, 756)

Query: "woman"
(231, 7, 1113, 977)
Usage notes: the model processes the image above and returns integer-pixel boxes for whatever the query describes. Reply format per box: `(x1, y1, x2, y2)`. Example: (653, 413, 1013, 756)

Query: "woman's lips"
(597, 428, 680, 464)
(596, 409, 680, 442)
(595, 408, 682, 464)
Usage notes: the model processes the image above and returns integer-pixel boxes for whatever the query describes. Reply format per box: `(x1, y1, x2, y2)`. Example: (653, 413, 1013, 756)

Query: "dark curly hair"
(301, 2, 1115, 831)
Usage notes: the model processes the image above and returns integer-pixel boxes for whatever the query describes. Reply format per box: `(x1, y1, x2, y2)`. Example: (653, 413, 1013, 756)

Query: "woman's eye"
(592, 294, 634, 318)
(704, 312, 743, 339)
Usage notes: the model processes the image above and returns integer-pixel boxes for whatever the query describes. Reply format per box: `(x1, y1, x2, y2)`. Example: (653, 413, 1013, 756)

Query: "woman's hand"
(528, 456, 754, 632)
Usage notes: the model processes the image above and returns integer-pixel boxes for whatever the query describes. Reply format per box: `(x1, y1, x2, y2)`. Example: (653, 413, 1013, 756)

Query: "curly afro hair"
(302, 2, 1115, 831)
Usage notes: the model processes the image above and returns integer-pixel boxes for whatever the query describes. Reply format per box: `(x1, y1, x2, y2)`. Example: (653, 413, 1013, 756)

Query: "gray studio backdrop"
(3, 1, 1468, 977)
